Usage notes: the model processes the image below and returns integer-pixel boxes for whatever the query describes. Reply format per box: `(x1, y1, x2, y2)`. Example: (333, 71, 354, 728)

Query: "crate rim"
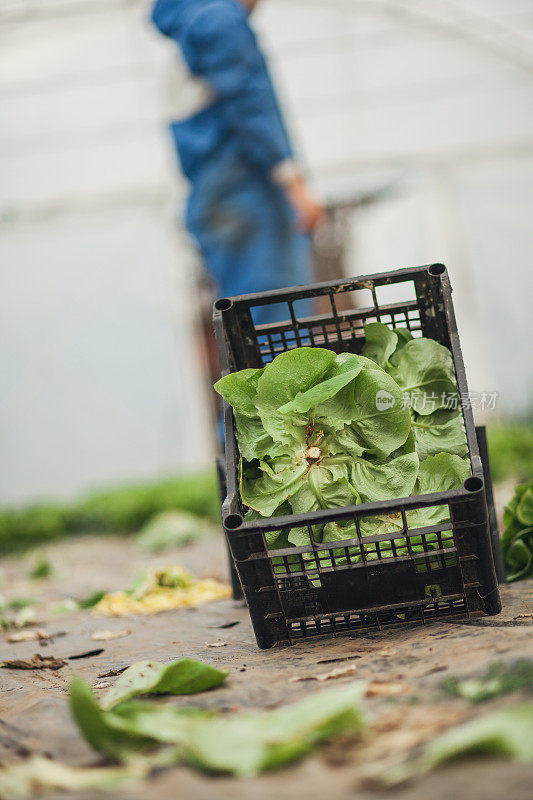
(213, 262, 445, 308)
(221, 480, 485, 534)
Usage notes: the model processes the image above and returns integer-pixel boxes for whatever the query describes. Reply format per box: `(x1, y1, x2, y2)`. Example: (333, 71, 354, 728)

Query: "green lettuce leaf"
(214, 368, 273, 461)
(516, 484, 533, 527)
(389, 338, 458, 415)
(70, 677, 151, 759)
(101, 659, 229, 710)
(362, 322, 459, 416)
(70, 677, 365, 777)
(241, 456, 310, 517)
(346, 357, 412, 459)
(278, 355, 364, 420)
(0, 757, 145, 800)
(383, 703, 533, 786)
(405, 453, 471, 528)
(422, 704, 533, 768)
(177, 680, 365, 775)
(361, 322, 399, 367)
(255, 348, 336, 449)
(412, 452, 471, 495)
(332, 453, 469, 562)
(412, 409, 468, 461)
(349, 452, 419, 503)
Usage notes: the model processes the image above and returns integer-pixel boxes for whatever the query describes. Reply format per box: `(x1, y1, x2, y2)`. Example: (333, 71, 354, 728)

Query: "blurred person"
(151, 0, 324, 324)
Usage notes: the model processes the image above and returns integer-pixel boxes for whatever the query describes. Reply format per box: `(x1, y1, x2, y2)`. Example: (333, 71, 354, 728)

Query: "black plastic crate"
(214, 264, 501, 649)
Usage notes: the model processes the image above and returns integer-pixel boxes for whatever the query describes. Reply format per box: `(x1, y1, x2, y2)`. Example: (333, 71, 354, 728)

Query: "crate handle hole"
(428, 263, 446, 276)
(224, 513, 244, 530)
(464, 476, 484, 493)
(215, 298, 234, 311)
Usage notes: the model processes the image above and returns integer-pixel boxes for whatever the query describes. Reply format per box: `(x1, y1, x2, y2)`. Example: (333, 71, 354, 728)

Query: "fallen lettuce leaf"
(136, 511, 215, 553)
(442, 660, 533, 703)
(176, 681, 365, 775)
(49, 591, 107, 616)
(0, 756, 145, 800)
(93, 564, 231, 617)
(70, 677, 154, 758)
(70, 677, 365, 776)
(2, 598, 37, 611)
(422, 703, 533, 767)
(101, 658, 229, 709)
(383, 704, 533, 786)
(28, 555, 53, 580)
(0, 598, 38, 631)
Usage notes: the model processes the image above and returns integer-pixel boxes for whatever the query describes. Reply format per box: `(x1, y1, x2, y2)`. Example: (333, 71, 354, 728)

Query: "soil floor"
(1, 532, 532, 800)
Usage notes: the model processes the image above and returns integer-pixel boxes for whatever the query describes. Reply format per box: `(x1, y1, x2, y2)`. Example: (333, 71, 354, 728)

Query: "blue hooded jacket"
(151, 0, 294, 183)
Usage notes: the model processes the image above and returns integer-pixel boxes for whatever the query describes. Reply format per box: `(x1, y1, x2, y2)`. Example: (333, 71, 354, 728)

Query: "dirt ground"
(1, 532, 532, 800)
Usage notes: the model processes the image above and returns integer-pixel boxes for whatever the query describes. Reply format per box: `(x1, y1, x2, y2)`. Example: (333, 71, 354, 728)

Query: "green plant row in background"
(0, 421, 531, 558)
(0, 471, 219, 557)
(486, 423, 533, 484)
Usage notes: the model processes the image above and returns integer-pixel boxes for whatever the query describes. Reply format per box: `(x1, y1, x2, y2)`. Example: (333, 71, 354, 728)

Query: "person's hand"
(284, 175, 325, 233)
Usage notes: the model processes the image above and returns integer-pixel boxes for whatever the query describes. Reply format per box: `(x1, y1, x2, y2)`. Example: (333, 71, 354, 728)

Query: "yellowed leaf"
(93, 565, 231, 617)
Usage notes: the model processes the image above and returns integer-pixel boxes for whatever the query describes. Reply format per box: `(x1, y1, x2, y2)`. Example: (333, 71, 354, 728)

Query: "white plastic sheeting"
(1, 0, 532, 503)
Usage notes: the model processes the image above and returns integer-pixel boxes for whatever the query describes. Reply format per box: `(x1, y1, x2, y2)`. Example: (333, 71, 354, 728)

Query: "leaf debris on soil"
(0, 653, 66, 671)
(91, 629, 131, 642)
(289, 665, 357, 683)
(422, 665, 448, 676)
(365, 681, 408, 697)
(68, 648, 105, 660)
(97, 666, 128, 679)
(6, 629, 59, 643)
(208, 621, 240, 629)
